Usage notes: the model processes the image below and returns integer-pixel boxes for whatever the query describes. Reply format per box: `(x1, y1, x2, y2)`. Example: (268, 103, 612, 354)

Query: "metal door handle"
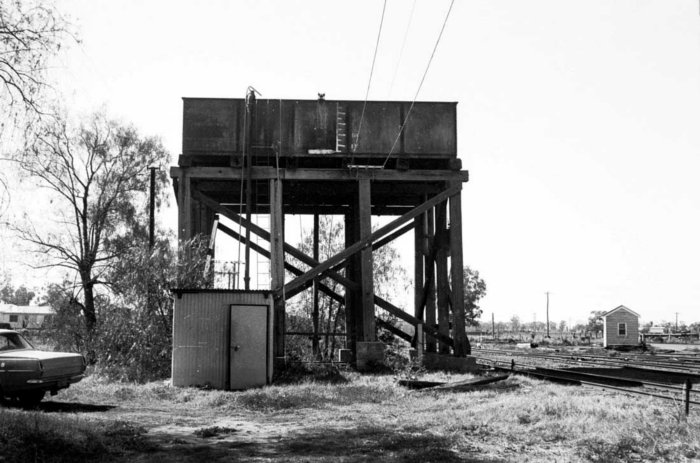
(233, 345, 240, 351)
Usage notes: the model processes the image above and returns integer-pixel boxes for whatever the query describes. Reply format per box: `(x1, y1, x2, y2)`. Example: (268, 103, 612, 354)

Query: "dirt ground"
(33, 392, 504, 462)
(36, 399, 330, 462)
(17, 359, 700, 462)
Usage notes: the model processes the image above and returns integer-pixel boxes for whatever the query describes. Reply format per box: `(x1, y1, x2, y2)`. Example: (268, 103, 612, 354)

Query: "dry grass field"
(1, 370, 699, 462)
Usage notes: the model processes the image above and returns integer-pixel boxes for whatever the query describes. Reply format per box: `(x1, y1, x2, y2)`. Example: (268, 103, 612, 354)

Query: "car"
(0, 329, 86, 406)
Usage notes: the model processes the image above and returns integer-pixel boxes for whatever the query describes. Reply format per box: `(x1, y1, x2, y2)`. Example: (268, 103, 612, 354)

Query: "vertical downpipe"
(244, 88, 256, 290)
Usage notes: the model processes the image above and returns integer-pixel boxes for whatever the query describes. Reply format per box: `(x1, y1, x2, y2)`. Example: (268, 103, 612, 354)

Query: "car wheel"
(17, 391, 45, 407)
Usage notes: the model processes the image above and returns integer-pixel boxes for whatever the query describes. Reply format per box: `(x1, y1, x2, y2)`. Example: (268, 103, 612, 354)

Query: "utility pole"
(492, 312, 495, 339)
(675, 312, 679, 332)
(545, 291, 550, 338)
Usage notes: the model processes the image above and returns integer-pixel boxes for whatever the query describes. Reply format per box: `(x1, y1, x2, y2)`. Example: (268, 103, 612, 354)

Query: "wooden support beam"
(435, 201, 451, 355)
(177, 170, 192, 242)
(344, 211, 357, 354)
(197, 189, 440, 347)
(413, 216, 424, 322)
(377, 318, 412, 343)
(270, 179, 285, 359)
(203, 214, 219, 276)
(417, 239, 438, 321)
(374, 297, 454, 348)
(448, 181, 469, 356)
(282, 185, 461, 297)
(325, 222, 414, 277)
(171, 166, 469, 183)
(358, 178, 375, 342)
(217, 222, 345, 305)
(425, 206, 437, 353)
(373, 222, 415, 252)
(193, 190, 359, 292)
(312, 213, 320, 357)
(218, 216, 452, 350)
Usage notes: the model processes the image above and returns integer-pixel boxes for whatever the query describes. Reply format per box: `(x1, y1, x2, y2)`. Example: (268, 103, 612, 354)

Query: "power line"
(353, 0, 388, 161)
(388, 0, 418, 98)
(381, 0, 456, 168)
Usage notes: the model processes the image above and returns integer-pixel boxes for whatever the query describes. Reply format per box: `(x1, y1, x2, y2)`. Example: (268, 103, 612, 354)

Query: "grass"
(0, 410, 152, 462)
(4, 371, 700, 462)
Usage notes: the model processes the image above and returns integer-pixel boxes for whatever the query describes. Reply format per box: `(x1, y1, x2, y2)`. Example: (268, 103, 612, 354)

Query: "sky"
(3, 0, 700, 327)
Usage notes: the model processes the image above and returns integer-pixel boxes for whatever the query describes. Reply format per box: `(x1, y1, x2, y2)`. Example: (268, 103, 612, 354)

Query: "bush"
(384, 339, 425, 379)
(41, 237, 211, 383)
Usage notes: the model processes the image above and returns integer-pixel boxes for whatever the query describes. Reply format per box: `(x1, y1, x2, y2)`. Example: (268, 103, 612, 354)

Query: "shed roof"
(0, 304, 54, 315)
(602, 305, 639, 319)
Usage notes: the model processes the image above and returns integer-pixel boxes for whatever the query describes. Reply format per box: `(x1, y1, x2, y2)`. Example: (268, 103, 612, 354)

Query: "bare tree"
(0, 0, 71, 120)
(0, 0, 74, 215)
(12, 112, 169, 332)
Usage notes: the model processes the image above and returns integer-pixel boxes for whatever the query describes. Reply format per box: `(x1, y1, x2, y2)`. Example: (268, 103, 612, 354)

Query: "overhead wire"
(388, 0, 417, 98)
(381, 0, 455, 168)
(352, 0, 388, 163)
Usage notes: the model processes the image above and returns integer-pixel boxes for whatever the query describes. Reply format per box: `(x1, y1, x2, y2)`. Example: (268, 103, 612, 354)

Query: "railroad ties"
(472, 346, 700, 414)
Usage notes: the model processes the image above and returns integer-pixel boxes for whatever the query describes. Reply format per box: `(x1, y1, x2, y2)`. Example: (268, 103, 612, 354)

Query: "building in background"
(602, 305, 639, 348)
(0, 305, 54, 330)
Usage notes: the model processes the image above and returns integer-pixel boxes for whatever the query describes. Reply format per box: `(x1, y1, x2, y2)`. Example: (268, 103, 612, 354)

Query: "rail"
(474, 353, 699, 415)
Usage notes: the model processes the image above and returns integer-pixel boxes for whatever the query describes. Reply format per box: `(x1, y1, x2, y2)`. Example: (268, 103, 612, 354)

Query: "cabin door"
(229, 304, 268, 390)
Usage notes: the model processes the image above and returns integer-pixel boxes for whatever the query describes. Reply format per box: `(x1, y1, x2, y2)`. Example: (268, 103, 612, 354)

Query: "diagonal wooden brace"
(282, 185, 461, 297)
(218, 222, 417, 343)
(193, 190, 358, 291)
(193, 190, 415, 293)
(194, 189, 456, 348)
(216, 222, 346, 305)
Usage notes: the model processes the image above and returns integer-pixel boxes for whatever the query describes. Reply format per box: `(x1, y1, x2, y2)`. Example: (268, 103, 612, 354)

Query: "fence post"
(685, 378, 692, 417)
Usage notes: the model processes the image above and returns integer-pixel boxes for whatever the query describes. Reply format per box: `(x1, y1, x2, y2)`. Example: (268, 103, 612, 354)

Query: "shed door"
(230, 304, 268, 390)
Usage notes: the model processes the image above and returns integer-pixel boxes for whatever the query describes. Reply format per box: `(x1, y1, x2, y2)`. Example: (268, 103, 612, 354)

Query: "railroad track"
(472, 347, 700, 410)
(474, 347, 700, 374)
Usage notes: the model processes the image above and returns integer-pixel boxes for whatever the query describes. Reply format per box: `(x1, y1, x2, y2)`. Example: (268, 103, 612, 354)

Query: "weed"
(274, 360, 348, 385)
(578, 436, 641, 463)
(384, 339, 426, 380)
(193, 426, 238, 438)
(0, 409, 153, 461)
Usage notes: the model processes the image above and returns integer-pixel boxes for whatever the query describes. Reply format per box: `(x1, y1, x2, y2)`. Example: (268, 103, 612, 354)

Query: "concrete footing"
(420, 352, 478, 373)
(356, 342, 386, 370)
(337, 348, 352, 363)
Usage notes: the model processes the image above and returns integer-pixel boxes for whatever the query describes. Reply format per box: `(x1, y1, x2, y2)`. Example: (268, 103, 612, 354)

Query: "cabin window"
(9, 315, 17, 323)
(618, 323, 627, 336)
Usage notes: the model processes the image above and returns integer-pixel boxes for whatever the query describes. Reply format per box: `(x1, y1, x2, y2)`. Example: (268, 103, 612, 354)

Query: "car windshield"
(0, 332, 33, 351)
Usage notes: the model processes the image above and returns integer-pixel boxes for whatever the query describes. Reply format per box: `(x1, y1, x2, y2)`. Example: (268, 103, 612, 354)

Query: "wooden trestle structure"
(171, 92, 471, 368)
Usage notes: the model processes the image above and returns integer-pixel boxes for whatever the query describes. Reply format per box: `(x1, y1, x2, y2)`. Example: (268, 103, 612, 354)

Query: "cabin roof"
(602, 305, 639, 319)
(0, 304, 54, 315)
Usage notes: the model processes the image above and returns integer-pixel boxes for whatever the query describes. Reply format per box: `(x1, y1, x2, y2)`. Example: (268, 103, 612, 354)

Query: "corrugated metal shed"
(172, 290, 272, 390)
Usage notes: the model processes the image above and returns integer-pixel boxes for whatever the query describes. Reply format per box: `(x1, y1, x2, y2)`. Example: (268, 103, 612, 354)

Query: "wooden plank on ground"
(399, 374, 509, 391)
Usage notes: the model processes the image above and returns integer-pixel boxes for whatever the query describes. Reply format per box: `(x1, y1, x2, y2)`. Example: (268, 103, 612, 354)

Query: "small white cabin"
(602, 305, 639, 348)
(0, 304, 54, 330)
